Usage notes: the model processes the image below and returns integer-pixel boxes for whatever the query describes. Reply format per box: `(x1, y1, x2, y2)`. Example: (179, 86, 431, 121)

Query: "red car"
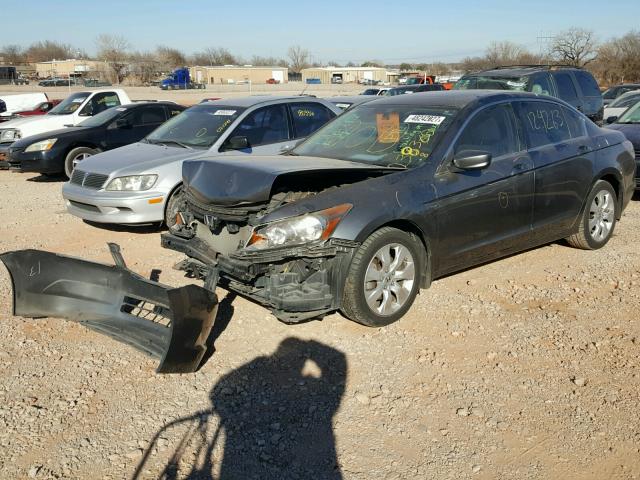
(14, 100, 62, 116)
(0, 100, 62, 123)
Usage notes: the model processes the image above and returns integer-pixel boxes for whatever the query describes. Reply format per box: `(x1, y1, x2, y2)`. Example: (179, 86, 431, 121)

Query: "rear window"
(455, 75, 528, 91)
(553, 73, 578, 101)
(516, 100, 572, 148)
(573, 71, 601, 97)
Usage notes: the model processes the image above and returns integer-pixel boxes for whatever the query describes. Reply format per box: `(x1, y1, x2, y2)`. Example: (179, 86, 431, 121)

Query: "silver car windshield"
(47, 92, 90, 115)
(146, 105, 245, 148)
(293, 104, 458, 169)
(617, 102, 640, 124)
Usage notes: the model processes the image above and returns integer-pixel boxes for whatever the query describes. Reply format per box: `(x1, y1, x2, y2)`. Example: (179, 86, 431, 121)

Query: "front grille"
(185, 190, 259, 222)
(70, 170, 109, 190)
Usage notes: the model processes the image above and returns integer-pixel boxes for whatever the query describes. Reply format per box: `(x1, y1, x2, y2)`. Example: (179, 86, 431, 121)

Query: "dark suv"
(455, 65, 603, 123)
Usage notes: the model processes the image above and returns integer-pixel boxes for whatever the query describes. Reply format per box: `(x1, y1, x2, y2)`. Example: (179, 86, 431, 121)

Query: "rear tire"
(566, 180, 618, 250)
(64, 147, 99, 178)
(341, 227, 423, 327)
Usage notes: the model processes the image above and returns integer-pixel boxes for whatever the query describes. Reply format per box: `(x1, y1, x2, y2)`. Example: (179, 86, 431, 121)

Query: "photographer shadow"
(133, 337, 347, 480)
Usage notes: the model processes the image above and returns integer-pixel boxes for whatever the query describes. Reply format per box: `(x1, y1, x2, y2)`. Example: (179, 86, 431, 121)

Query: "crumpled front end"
(1, 246, 218, 373)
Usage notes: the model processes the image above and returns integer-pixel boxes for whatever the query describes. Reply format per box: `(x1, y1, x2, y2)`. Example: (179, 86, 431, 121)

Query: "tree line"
(3, 28, 639, 85)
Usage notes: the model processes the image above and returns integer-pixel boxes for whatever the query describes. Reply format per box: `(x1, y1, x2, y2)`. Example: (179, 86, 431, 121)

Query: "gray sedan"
(62, 96, 341, 226)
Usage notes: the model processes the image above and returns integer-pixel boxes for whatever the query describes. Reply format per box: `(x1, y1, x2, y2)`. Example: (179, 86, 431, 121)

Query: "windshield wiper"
(148, 139, 192, 149)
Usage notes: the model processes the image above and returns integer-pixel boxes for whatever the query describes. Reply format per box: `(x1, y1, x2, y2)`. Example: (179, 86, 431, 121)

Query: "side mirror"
(605, 116, 618, 124)
(227, 135, 249, 150)
(452, 150, 492, 170)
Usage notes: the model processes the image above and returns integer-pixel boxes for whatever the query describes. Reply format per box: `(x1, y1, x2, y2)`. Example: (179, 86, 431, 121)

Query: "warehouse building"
(35, 59, 108, 78)
(189, 66, 289, 85)
(301, 66, 390, 84)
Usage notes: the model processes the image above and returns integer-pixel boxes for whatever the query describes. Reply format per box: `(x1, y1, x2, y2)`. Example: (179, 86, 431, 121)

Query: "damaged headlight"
(25, 138, 57, 152)
(105, 175, 158, 191)
(0, 129, 21, 142)
(246, 204, 352, 250)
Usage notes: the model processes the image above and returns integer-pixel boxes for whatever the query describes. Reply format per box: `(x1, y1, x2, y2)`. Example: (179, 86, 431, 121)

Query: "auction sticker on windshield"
(404, 114, 446, 125)
(214, 110, 237, 116)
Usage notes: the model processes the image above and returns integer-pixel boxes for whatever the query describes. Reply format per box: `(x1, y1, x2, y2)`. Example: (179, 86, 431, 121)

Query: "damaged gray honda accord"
(2, 91, 636, 373)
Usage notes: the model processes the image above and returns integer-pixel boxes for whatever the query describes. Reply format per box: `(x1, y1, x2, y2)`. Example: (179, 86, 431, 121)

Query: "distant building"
(301, 66, 391, 84)
(34, 59, 108, 78)
(189, 66, 289, 85)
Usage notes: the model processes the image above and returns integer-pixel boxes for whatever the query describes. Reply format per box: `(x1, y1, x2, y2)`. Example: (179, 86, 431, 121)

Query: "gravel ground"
(0, 169, 639, 480)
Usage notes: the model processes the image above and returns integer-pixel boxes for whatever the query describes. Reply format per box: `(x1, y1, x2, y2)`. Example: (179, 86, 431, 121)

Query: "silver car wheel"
(364, 243, 415, 316)
(71, 152, 92, 169)
(588, 190, 614, 242)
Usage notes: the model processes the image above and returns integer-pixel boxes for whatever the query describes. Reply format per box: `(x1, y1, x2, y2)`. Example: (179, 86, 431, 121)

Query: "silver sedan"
(62, 96, 341, 225)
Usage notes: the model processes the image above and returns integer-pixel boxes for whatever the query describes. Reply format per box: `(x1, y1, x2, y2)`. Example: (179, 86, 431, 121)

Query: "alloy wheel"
(588, 190, 614, 242)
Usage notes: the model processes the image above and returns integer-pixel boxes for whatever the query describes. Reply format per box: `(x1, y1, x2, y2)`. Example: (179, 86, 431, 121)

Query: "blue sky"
(3, 0, 639, 63)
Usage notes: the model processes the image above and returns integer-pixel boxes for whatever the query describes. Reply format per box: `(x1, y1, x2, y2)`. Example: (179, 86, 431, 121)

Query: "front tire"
(64, 147, 99, 178)
(566, 180, 618, 250)
(341, 227, 423, 327)
(164, 185, 184, 229)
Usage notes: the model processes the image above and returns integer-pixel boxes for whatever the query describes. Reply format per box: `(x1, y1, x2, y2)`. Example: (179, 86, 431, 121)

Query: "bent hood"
(76, 142, 208, 176)
(0, 114, 77, 141)
(183, 155, 397, 206)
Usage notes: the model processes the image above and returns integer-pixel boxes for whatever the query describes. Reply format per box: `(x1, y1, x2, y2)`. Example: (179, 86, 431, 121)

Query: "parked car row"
(1, 67, 638, 373)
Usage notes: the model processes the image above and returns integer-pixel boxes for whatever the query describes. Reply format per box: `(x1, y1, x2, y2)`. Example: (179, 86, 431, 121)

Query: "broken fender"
(0, 248, 218, 373)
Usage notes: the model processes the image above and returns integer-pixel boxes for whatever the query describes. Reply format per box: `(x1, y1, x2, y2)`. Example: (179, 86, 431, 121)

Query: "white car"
(0, 89, 131, 148)
(0, 93, 48, 120)
(604, 90, 640, 122)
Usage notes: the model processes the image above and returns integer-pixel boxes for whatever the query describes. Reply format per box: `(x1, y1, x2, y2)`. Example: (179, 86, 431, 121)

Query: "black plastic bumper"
(6, 146, 63, 174)
(0, 247, 219, 373)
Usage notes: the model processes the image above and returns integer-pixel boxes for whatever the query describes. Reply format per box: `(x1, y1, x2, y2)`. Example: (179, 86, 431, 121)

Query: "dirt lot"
(0, 169, 639, 480)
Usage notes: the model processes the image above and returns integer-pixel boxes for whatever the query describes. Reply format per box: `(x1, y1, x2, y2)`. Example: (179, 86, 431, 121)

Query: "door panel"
(434, 103, 534, 274)
(515, 101, 594, 241)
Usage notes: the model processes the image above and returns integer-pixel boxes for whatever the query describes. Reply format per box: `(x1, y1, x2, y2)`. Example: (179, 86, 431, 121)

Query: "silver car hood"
(77, 142, 208, 176)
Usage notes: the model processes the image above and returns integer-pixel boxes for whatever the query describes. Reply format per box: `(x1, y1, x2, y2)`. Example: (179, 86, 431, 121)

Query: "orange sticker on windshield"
(376, 112, 400, 143)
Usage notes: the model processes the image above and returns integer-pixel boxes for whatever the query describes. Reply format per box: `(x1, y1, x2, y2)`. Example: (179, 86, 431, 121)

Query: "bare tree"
(129, 51, 161, 85)
(26, 40, 76, 62)
(156, 46, 186, 69)
(591, 30, 640, 84)
(2, 45, 25, 64)
(194, 47, 237, 66)
(549, 28, 597, 67)
(250, 55, 287, 67)
(399, 62, 414, 72)
(361, 60, 383, 67)
(96, 34, 130, 83)
(287, 45, 310, 73)
(461, 41, 543, 73)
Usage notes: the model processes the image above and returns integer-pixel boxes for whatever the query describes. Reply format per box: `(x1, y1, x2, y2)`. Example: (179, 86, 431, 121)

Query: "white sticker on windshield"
(335, 103, 351, 109)
(404, 114, 446, 125)
(72, 98, 85, 103)
(214, 109, 237, 116)
(116, 107, 127, 111)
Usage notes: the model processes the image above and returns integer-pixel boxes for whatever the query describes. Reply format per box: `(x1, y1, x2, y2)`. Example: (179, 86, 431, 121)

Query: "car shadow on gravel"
(132, 337, 347, 480)
(83, 220, 161, 234)
(25, 173, 67, 182)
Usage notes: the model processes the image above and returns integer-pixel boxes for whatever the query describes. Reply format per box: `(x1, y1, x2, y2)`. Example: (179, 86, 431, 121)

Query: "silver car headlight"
(25, 138, 57, 152)
(0, 129, 21, 142)
(246, 204, 352, 250)
(105, 175, 158, 191)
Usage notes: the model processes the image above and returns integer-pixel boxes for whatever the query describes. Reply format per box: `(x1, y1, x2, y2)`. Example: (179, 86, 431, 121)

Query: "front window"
(602, 87, 619, 100)
(78, 106, 127, 127)
(47, 92, 90, 115)
(609, 94, 640, 109)
(617, 102, 640, 124)
(146, 104, 245, 148)
(293, 104, 458, 169)
(455, 75, 529, 91)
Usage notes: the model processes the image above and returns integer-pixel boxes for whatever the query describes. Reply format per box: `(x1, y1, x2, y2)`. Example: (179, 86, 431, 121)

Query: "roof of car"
(471, 65, 582, 77)
(202, 95, 327, 108)
(327, 95, 379, 104)
(369, 90, 558, 108)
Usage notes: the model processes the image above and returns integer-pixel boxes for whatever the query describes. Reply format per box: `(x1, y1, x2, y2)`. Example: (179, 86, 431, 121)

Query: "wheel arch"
(163, 182, 184, 224)
(358, 219, 432, 289)
(595, 169, 623, 220)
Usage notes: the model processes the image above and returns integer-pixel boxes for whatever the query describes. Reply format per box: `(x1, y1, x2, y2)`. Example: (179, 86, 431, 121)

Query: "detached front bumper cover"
(0, 245, 218, 373)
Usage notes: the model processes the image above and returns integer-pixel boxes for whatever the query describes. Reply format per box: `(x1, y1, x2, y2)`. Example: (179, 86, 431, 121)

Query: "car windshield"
(616, 102, 640, 123)
(602, 88, 618, 100)
(293, 104, 458, 169)
(77, 106, 125, 127)
(47, 92, 90, 115)
(455, 75, 528, 91)
(146, 105, 245, 148)
(609, 93, 640, 108)
(362, 89, 379, 95)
